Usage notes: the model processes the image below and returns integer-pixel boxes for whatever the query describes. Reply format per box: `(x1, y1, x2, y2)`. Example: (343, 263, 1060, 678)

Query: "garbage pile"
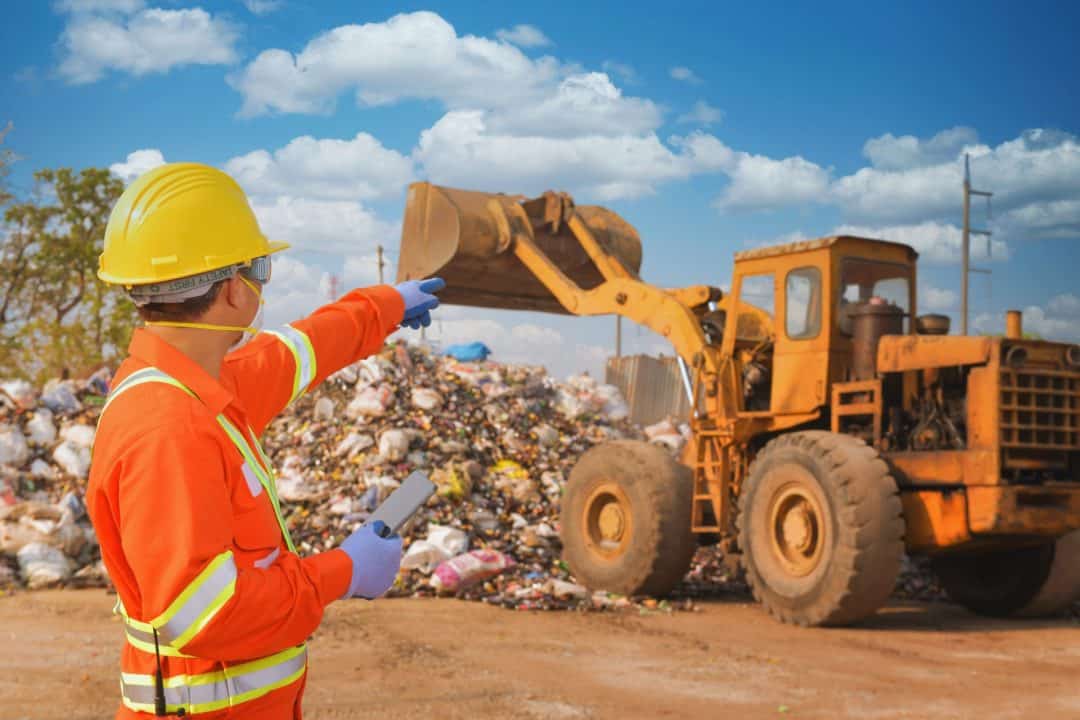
(1, 346, 1077, 622)
(259, 342, 660, 610)
(0, 372, 111, 591)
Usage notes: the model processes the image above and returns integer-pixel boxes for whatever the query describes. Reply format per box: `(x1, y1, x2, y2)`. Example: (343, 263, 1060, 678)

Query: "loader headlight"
(1005, 345, 1028, 369)
(1066, 345, 1080, 369)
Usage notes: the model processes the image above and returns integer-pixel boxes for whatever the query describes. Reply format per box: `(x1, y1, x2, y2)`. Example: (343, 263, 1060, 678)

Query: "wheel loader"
(397, 182, 1080, 626)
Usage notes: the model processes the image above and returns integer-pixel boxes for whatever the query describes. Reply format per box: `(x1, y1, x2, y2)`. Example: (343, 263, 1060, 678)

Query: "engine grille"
(1000, 369, 1080, 450)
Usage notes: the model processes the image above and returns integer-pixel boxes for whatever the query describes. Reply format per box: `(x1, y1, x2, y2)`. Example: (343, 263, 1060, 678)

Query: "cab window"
(786, 267, 821, 340)
(838, 258, 911, 335)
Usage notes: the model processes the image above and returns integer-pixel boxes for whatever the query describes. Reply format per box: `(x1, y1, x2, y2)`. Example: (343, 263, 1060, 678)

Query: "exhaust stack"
(1006, 310, 1023, 339)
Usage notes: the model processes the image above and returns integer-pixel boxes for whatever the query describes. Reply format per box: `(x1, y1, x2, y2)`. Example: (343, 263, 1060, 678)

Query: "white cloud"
(225, 133, 414, 201)
(58, 6, 239, 84)
(243, 0, 282, 15)
(715, 152, 831, 212)
(974, 293, 1080, 342)
(832, 129, 1080, 233)
(414, 111, 730, 200)
(670, 66, 701, 84)
(863, 126, 978, 170)
(495, 24, 551, 48)
(483, 72, 661, 138)
(601, 60, 636, 84)
(677, 100, 723, 126)
(344, 253, 395, 287)
(833, 221, 1008, 264)
(230, 11, 563, 116)
(249, 196, 399, 256)
(262, 255, 331, 328)
(56, 0, 144, 13)
(920, 284, 958, 311)
(511, 323, 563, 346)
(109, 148, 166, 183)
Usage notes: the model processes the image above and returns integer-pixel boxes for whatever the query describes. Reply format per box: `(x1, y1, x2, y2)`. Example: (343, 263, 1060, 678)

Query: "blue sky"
(4, 0, 1079, 378)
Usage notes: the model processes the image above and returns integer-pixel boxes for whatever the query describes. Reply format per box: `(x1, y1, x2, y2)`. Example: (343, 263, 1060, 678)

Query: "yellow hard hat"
(98, 162, 289, 287)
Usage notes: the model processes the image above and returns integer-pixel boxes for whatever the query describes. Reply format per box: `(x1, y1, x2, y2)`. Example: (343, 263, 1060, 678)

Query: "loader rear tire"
(561, 441, 696, 597)
(932, 530, 1080, 618)
(738, 431, 904, 627)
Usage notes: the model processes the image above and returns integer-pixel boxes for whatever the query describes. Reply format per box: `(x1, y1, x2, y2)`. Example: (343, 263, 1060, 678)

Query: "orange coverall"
(87, 286, 404, 719)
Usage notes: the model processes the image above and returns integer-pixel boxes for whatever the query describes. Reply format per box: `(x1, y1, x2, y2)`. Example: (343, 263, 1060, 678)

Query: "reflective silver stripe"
(241, 461, 263, 497)
(120, 645, 307, 715)
(266, 325, 316, 404)
(254, 547, 280, 569)
(154, 552, 237, 649)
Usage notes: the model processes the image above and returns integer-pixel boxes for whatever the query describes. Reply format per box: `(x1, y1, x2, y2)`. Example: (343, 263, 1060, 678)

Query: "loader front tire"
(561, 441, 696, 597)
(738, 431, 904, 626)
(932, 530, 1080, 618)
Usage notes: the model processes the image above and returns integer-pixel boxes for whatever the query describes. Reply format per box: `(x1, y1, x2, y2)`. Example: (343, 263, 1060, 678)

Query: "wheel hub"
(597, 502, 626, 542)
(769, 483, 825, 577)
(583, 482, 633, 560)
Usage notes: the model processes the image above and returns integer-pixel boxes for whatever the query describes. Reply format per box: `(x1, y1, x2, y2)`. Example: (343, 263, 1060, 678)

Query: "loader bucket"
(397, 182, 643, 314)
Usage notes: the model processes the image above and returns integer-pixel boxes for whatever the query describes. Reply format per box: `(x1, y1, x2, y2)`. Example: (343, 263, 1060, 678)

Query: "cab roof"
(733, 235, 919, 263)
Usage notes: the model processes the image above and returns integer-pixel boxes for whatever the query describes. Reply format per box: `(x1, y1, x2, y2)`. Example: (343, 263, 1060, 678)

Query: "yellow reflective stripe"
(150, 551, 236, 649)
(101, 368, 194, 415)
(217, 416, 296, 552)
(265, 325, 317, 405)
(120, 644, 307, 715)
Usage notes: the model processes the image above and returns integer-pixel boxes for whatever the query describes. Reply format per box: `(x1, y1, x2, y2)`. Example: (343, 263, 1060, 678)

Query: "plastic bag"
(53, 440, 91, 478)
(60, 423, 95, 449)
(378, 429, 410, 461)
(26, 409, 57, 446)
(313, 397, 335, 422)
(40, 381, 82, 415)
(17, 542, 73, 589)
(346, 384, 394, 419)
(0, 426, 30, 467)
(430, 549, 515, 593)
(411, 387, 443, 411)
(427, 524, 468, 557)
(1, 380, 36, 409)
(400, 540, 449, 573)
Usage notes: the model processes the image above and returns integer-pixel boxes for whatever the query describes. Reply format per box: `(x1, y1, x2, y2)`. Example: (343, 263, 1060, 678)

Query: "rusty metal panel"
(876, 335, 992, 373)
(605, 354, 690, 426)
(901, 489, 971, 552)
(886, 449, 998, 487)
(967, 486, 1080, 536)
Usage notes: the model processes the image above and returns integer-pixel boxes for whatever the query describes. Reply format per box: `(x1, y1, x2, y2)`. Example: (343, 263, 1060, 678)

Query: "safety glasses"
(240, 255, 272, 284)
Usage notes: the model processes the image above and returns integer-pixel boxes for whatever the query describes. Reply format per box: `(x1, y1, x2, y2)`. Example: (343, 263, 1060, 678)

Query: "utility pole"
(376, 245, 386, 285)
(961, 153, 993, 335)
(615, 316, 622, 359)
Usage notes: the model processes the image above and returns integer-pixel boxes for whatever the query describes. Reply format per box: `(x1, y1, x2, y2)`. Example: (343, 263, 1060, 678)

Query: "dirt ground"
(1, 591, 1078, 720)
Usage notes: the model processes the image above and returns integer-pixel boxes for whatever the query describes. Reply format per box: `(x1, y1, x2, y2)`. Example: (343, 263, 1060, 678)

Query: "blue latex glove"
(339, 520, 403, 599)
(394, 277, 445, 330)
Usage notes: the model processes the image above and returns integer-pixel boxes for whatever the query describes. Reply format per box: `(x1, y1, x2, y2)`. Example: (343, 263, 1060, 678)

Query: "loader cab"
(724, 236, 917, 419)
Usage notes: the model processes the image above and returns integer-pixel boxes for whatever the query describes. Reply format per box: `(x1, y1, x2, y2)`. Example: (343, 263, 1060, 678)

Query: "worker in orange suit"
(86, 162, 444, 718)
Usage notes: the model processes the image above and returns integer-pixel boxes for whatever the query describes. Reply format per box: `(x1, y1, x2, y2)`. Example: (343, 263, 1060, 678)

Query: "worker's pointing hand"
(394, 277, 445, 330)
(340, 520, 403, 599)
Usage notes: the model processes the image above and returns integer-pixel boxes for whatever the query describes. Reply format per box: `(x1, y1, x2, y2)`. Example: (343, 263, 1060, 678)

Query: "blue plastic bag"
(443, 342, 492, 362)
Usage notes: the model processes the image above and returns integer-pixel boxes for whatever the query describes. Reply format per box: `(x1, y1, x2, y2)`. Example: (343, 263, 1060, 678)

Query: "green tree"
(1, 163, 136, 383)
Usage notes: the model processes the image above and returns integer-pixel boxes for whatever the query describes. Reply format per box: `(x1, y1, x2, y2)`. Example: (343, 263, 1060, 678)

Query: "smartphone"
(366, 470, 436, 537)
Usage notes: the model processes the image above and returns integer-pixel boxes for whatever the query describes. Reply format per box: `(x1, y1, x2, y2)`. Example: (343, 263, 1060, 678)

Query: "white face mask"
(227, 299, 264, 353)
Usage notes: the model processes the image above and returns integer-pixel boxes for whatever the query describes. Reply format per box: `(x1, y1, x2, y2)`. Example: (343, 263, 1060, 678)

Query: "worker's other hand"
(394, 277, 445, 330)
(340, 520, 403, 599)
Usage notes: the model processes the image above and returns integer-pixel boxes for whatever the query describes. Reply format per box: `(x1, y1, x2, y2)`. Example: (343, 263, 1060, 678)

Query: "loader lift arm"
(398, 182, 746, 533)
